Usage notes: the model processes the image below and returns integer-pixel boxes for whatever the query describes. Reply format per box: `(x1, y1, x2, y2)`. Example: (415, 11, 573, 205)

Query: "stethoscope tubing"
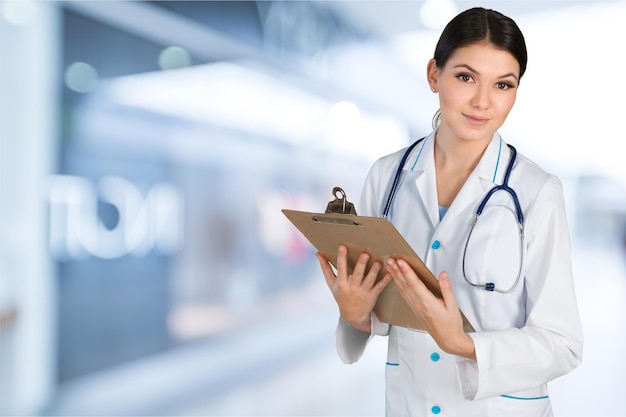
(382, 138, 424, 219)
(462, 213, 525, 293)
(475, 145, 524, 224)
(463, 144, 525, 293)
(382, 137, 525, 293)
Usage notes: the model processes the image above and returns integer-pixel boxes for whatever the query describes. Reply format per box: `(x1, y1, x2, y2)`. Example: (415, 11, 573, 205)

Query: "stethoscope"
(382, 137, 525, 293)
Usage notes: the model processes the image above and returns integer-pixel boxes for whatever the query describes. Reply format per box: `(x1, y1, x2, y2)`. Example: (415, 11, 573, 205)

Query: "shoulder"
(369, 137, 428, 175)
(514, 151, 560, 186)
(360, 139, 427, 215)
(511, 149, 565, 207)
(374, 146, 410, 171)
(362, 146, 410, 197)
(514, 151, 550, 178)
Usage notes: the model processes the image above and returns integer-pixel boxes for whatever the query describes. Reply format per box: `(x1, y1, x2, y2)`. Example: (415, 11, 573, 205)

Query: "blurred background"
(1, 0, 626, 416)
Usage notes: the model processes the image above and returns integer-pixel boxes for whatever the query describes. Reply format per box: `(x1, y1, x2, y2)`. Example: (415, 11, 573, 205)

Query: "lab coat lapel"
(407, 135, 439, 227)
(441, 134, 505, 224)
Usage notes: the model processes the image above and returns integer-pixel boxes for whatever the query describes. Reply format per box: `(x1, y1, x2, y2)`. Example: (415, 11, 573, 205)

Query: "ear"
(426, 58, 440, 92)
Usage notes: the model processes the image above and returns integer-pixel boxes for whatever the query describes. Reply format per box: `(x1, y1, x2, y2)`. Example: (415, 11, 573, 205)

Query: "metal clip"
(325, 187, 357, 215)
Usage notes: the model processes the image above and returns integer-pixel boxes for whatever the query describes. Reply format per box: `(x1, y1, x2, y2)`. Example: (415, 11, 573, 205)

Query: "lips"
(464, 114, 489, 125)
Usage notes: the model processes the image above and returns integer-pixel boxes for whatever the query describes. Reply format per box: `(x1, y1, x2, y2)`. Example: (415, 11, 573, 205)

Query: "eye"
(496, 81, 515, 90)
(456, 73, 474, 83)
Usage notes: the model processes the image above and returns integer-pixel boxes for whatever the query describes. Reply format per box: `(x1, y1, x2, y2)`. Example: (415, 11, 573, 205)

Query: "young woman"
(317, 7, 583, 417)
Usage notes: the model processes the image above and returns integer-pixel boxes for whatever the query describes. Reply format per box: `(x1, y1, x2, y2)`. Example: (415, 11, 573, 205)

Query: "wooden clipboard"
(282, 209, 475, 333)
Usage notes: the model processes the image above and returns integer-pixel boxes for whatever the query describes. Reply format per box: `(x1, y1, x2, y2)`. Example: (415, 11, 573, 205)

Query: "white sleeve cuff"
(336, 317, 370, 364)
(371, 312, 390, 336)
(336, 312, 389, 364)
(455, 356, 479, 399)
(455, 333, 480, 400)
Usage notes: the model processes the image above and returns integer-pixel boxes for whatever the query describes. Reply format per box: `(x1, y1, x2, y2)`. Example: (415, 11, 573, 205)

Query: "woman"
(317, 7, 583, 417)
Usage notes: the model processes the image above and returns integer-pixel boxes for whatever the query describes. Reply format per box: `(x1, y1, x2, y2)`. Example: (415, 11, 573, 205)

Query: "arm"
(456, 177, 584, 399)
(326, 159, 393, 363)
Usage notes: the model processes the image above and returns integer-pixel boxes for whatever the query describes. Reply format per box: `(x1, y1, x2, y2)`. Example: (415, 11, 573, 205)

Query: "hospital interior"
(1, 0, 626, 415)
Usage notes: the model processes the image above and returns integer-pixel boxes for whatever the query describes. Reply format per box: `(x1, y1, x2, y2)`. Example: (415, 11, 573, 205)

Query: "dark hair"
(434, 7, 528, 79)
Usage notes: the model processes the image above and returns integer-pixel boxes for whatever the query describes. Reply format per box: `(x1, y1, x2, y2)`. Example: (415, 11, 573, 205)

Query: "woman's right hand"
(316, 245, 392, 333)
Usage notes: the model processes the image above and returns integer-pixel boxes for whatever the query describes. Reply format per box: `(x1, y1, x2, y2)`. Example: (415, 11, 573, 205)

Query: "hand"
(386, 258, 476, 359)
(317, 245, 392, 333)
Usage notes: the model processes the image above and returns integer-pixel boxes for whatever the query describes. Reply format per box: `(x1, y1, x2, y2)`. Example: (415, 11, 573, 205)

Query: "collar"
(408, 130, 508, 185)
(403, 131, 511, 227)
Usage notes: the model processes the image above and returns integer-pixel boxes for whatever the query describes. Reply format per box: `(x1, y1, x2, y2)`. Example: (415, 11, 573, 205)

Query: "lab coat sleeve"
(336, 313, 390, 364)
(455, 176, 583, 400)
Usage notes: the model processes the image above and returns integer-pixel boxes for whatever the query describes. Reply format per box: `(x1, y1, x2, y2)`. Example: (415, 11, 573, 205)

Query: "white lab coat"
(335, 131, 583, 417)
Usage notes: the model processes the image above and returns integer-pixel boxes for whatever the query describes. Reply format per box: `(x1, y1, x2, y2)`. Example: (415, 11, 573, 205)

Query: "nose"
(471, 85, 490, 110)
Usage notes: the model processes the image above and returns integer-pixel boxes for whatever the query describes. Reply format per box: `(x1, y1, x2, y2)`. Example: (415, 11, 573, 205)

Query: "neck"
(433, 130, 492, 173)
(432, 128, 493, 207)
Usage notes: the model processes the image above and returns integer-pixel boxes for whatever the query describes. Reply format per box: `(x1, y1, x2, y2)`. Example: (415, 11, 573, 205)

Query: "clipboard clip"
(312, 215, 361, 226)
(325, 187, 357, 215)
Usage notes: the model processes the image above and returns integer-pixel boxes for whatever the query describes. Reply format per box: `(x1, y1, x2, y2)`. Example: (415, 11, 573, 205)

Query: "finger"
(372, 272, 393, 296)
(387, 258, 425, 293)
(385, 258, 405, 287)
(438, 271, 459, 312)
(362, 260, 382, 288)
(397, 259, 429, 292)
(336, 245, 349, 280)
(316, 252, 337, 289)
(352, 252, 371, 285)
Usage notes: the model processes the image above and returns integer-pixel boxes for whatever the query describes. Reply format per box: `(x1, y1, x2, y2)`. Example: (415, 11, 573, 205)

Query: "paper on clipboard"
(282, 209, 475, 333)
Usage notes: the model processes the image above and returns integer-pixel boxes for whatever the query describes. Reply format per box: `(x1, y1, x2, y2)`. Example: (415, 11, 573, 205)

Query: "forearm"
(443, 332, 476, 360)
(347, 317, 371, 333)
(458, 325, 582, 400)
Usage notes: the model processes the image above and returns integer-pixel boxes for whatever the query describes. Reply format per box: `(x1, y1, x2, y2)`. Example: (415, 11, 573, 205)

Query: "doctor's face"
(428, 42, 520, 144)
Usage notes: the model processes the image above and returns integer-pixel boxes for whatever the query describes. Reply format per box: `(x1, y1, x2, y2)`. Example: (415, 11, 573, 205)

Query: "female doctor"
(317, 7, 583, 417)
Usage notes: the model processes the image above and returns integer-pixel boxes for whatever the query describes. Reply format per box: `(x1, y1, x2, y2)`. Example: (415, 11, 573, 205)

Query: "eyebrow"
(453, 64, 519, 82)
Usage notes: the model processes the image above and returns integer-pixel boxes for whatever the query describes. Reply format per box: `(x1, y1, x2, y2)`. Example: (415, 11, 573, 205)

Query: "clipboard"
(282, 209, 475, 333)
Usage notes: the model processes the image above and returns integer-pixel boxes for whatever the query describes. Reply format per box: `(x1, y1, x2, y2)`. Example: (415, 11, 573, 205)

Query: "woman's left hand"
(386, 258, 476, 360)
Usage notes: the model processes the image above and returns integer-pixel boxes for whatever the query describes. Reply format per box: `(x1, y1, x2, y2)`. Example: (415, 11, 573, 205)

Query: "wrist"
(447, 333, 476, 360)
(344, 314, 371, 333)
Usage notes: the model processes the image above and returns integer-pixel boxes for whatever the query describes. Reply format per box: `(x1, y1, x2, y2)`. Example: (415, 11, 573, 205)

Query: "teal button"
(431, 240, 441, 250)
(432, 405, 441, 414)
(430, 352, 440, 362)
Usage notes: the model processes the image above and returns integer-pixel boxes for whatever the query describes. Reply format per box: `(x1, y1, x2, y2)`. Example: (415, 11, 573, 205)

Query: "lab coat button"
(431, 405, 441, 414)
(430, 352, 440, 362)
(431, 240, 441, 250)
